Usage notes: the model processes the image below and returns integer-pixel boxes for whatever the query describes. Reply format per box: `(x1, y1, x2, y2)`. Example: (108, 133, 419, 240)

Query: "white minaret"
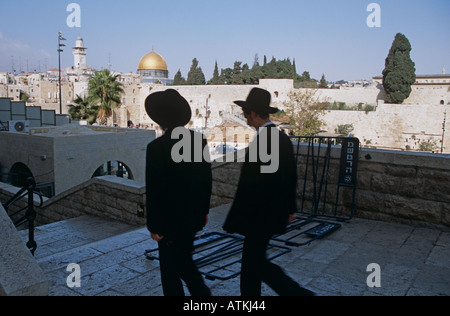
(73, 37, 87, 69)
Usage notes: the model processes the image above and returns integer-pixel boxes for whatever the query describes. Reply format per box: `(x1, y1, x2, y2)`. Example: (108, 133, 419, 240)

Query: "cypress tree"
(231, 61, 244, 84)
(319, 74, 328, 88)
(382, 33, 416, 104)
(187, 58, 206, 85)
(209, 61, 220, 85)
(172, 69, 186, 85)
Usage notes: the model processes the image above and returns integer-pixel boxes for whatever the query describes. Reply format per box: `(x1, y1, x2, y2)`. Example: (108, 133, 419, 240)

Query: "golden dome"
(138, 51, 168, 71)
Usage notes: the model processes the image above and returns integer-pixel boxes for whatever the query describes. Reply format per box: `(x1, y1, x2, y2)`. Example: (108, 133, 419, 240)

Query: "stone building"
(0, 124, 155, 196)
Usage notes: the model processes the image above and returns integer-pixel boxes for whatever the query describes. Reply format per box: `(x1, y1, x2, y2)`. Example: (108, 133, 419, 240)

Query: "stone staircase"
(18, 216, 164, 296)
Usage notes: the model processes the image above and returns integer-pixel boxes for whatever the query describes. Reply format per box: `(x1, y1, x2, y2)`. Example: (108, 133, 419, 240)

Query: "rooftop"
(19, 204, 450, 296)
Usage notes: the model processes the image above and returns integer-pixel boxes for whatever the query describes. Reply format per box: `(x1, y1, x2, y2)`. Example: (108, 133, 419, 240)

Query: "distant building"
(373, 74, 450, 85)
(65, 37, 94, 83)
(73, 36, 87, 70)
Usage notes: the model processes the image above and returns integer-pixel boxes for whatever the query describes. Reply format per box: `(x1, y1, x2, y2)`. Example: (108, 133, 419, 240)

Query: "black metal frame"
(291, 136, 360, 221)
(2, 177, 43, 255)
(145, 232, 292, 281)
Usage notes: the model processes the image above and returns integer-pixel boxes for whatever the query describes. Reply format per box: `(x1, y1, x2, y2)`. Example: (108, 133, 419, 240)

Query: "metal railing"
(291, 136, 360, 221)
(2, 177, 43, 256)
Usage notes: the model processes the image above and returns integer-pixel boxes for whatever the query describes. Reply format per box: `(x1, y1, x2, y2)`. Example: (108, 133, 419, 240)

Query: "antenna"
(11, 55, 15, 75)
(107, 52, 112, 71)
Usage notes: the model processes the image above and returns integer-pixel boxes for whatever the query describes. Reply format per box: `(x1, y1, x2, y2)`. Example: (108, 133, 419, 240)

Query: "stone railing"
(0, 176, 146, 228)
(211, 145, 450, 228)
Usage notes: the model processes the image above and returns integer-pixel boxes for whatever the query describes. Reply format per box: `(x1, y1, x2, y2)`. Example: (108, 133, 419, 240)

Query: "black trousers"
(158, 232, 211, 296)
(240, 233, 315, 296)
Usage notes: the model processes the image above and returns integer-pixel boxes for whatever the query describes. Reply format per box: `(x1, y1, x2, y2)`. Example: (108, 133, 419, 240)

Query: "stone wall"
(210, 145, 450, 228)
(321, 103, 450, 153)
(353, 148, 449, 227)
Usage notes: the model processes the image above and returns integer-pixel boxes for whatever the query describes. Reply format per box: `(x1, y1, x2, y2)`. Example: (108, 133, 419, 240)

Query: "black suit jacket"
(146, 128, 212, 238)
(223, 124, 297, 236)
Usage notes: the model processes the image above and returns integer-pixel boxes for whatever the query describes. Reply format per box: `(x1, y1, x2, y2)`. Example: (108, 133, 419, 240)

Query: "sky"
(0, 0, 449, 82)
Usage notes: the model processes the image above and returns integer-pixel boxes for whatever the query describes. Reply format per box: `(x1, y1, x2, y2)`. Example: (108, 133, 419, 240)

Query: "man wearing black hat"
(145, 89, 211, 296)
(223, 87, 314, 296)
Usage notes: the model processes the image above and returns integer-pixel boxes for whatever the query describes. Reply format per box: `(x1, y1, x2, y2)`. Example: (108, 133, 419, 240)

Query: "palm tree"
(88, 69, 124, 125)
(68, 95, 99, 125)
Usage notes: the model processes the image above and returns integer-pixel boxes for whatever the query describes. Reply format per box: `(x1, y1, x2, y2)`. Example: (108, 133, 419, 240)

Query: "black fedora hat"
(145, 89, 192, 129)
(234, 87, 279, 115)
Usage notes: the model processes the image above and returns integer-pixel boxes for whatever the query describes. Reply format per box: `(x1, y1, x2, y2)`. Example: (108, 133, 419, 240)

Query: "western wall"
(117, 78, 450, 153)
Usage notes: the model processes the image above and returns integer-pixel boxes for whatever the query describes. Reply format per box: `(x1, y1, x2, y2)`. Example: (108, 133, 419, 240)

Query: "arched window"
(8, 162, 34, 188)
(92, 161, 134, 180)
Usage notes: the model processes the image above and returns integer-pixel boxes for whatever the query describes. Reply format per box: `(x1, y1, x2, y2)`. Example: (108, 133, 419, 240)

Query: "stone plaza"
(14, 204, 450, 296)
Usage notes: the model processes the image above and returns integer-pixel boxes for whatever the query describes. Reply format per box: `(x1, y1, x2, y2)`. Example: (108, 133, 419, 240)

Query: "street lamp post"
(442, 111, 447, 153)
(58, 32, 66, 115)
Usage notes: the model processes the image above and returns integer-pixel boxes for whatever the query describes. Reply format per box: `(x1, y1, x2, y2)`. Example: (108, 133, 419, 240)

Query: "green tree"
(335, 124, 354, 136)
(219, 67, 233, 84)
(231, 61, 244, 84)
(263, 57, 277, 78)
(20, 91, 29, 102)
(284, 89, 327, 136)
(172, 69, 186, 85)
(88, 69, 124, 125)
(319, 74, 328, 88)
(294, 71, 318, 88)
(208, 61, 221, 85)
(186, 58, 206, 85)
(68, 95, 99, 124)
(382, 33, 416, 104)
(248, 63, 263, 84)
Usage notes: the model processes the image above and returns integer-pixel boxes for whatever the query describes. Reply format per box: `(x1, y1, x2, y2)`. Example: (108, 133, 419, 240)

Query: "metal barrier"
(145, 232, 292, 281)
(292, 136, 360, 221)
(269, 136, 359, 247)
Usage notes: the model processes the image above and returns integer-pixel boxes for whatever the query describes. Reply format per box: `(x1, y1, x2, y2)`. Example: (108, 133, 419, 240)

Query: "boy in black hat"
(145, 89, 211, 296)
(224, 88, 315, 296)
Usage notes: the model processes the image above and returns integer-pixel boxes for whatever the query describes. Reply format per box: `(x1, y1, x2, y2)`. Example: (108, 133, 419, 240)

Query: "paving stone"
(71, 264, 141, 296)
(26, 212, 449, 296)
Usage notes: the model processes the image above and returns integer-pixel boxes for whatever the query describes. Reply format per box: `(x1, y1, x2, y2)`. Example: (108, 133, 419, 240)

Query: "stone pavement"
(20, 204, 450, 296)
